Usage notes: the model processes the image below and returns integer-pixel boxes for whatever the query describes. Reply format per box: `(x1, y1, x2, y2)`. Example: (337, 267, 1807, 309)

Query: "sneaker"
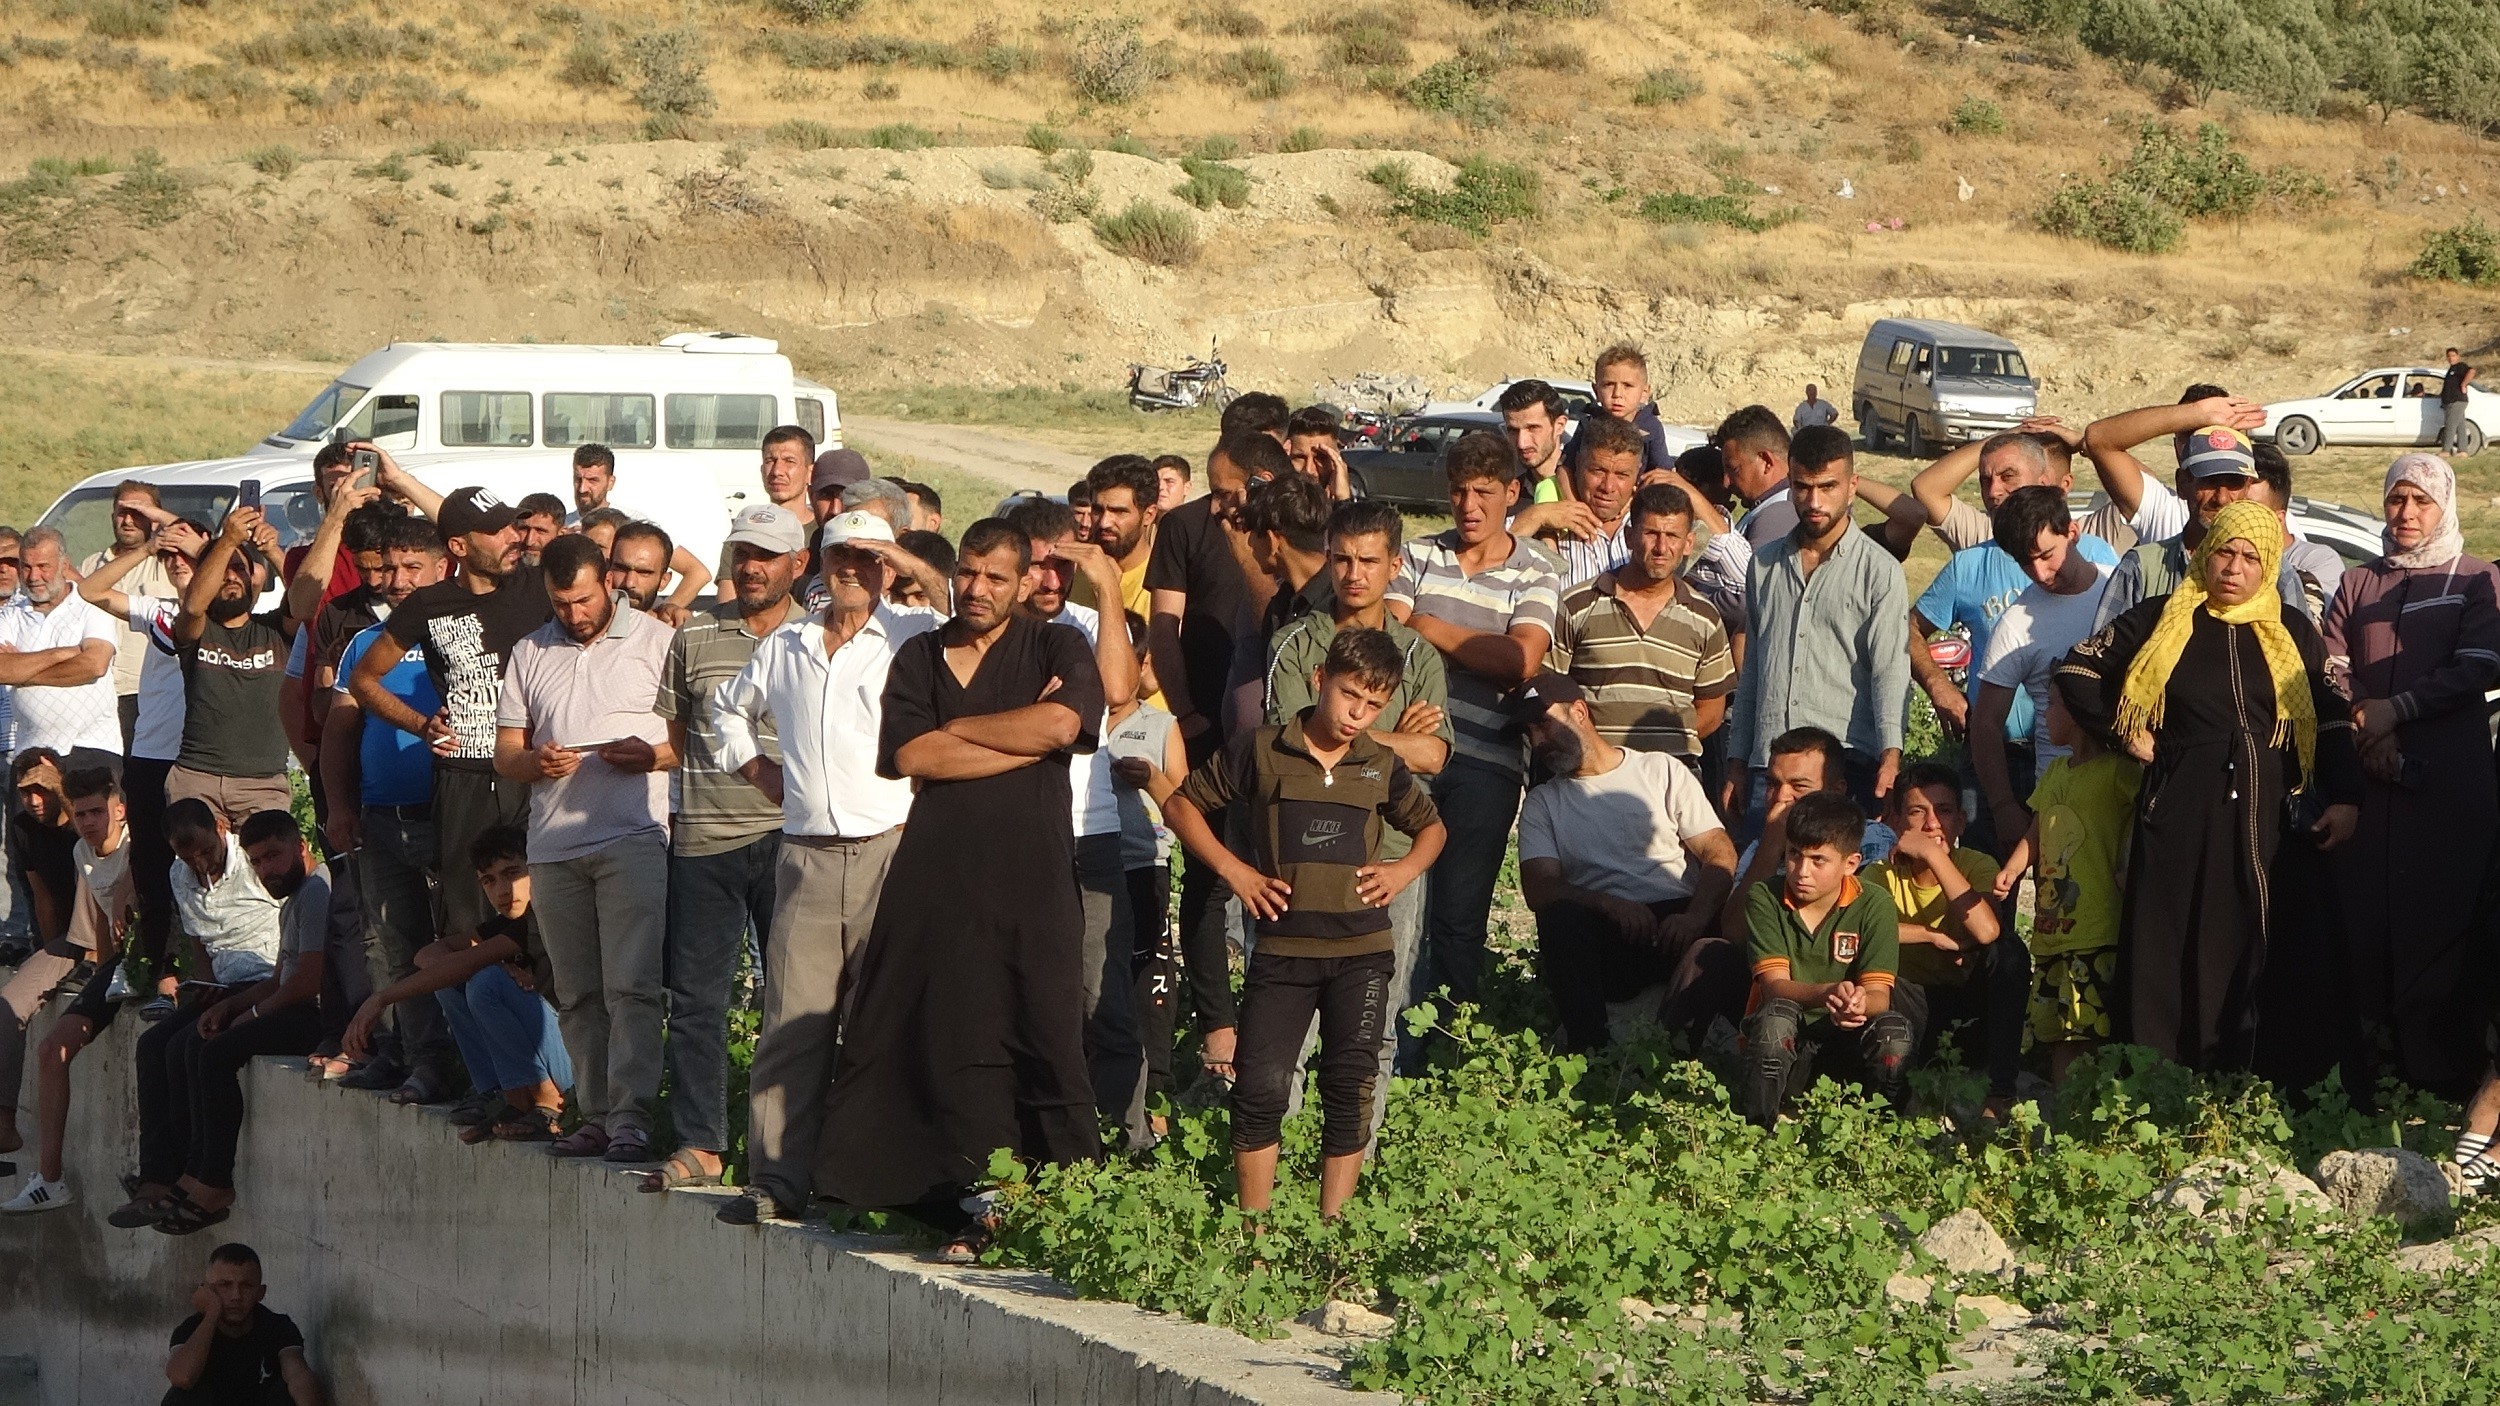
(0, 1175, 71, 1213)
(137, 995, 177, 1024)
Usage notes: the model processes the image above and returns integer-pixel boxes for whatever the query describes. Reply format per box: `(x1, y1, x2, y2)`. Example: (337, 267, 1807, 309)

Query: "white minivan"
(247, 333, 841, 510)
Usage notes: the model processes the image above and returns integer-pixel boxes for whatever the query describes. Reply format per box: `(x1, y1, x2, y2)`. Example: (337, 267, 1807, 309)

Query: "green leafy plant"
(628, 27, 715, 116)
(1092, 199, 1198, 265)
(2037, 122, 2322, 252)
(1638, 188, 1793, 232)
(2411, 215, 2500, 286)
(1280, 126, 1326, 153)
(1632, 66, 1699, 105)
(1209, 44, 1294, 98)
(1171, 157, 1250, 210)
(1404, 57, 1504, 127)
(1332, 8, 1412, 68)
(1368, 155, 1538, 235)
(1949, 94, 2006, 134)
(865, 122, 935, 150)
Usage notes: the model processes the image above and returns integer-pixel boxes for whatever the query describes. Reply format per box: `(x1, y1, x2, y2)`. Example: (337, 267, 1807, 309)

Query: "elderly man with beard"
(1515, 673, 1741, 1052)
(0, 527, 125, 776)
(494, 533, 677, 1165)
(168, 505, 294, 825)
(815, 520, 1104, 1258)
(645, 505, 809, 1193)
(708, 509, 941, 1224)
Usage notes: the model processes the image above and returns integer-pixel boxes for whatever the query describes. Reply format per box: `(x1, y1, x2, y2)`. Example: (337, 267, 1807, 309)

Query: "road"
(838, 417, 1107, 498)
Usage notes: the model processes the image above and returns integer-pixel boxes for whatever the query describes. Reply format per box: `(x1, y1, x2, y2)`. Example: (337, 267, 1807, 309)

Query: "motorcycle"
(1338, 407, 1390, 448)
(1127, 343, 1234, 413)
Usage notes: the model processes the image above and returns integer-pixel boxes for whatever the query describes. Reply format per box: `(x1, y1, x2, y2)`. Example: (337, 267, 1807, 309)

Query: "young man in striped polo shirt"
(1386, 432, 1561, 1012)
(1547, 481, 1735, 771)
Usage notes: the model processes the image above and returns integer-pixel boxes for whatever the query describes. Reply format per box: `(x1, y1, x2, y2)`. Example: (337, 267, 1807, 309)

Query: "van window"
(442, 392, 533, 447)
(42, 482, 322, 564)
(1885, 340, 1915, 376)
(795, 397, 826, 444)
(338, 394, 419, 446)
(1912, 344, 1933, 376)
(545, 393, 658, 449)
(666, 394, 776, 450)
(278, 381, 366, 441)
(1937, 347, 2029, 379)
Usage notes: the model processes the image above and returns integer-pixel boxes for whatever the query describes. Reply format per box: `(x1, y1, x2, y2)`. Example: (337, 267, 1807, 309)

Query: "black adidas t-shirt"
(382, 566, 551, 772)
(179, 611, 290, 778)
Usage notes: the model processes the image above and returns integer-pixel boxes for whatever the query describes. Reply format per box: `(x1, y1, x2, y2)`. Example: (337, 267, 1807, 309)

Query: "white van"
(247, 333, 840, 510)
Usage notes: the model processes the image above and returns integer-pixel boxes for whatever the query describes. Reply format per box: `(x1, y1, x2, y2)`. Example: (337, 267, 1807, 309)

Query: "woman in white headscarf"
(2321, 452, 2500, 1101)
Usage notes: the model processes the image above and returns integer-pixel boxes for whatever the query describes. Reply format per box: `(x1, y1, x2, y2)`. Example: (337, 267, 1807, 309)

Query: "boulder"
(1300, 1300, 1395, 1339)
(2314, 1148, 2451, 1223)
(1954, 1294, 2034, 1330)
(1918, 1208, 2016, 1276)
(2148, 1157, 2335, 1231)
(2392, 1226, 2500, 1277)
(1884, 1273, 1934, 1305)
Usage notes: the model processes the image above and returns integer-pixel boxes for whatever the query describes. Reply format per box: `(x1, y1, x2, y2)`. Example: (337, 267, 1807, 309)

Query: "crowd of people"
(4, 340, 2500, 1299)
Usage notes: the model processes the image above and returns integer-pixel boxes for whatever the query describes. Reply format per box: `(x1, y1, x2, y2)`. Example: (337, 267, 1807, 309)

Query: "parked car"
(250, 333, 840, 512)
(2256, 367, 2499, 457)
(1341, 412, 1503, 508)
(2062, 489, 2383, 572)
(1416, 378, 1710, 457)
(1853, 318, 2037, 456)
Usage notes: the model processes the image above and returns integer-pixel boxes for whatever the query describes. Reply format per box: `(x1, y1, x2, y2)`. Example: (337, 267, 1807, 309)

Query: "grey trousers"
(1077, 830, 1149, 1150)
(359, 807, 453, 1077)
(2445, 400, 2473, 454)
(1283, 876, 1425, 1147)
(745, 828, 899, 1209)
(531, 832, 670, 1135)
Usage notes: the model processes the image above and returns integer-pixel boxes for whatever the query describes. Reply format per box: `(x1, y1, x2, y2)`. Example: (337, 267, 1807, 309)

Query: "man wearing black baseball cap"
(343, 487, 552, 1105)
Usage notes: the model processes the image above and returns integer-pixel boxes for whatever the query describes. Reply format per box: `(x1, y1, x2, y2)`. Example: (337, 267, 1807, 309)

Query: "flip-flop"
(638, 1148, 723, 1193)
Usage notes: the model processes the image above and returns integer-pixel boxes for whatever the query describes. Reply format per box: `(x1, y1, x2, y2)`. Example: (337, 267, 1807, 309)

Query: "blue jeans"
(1420, 756, 1524, 1013)
(436, 964, 572, 1095)
(665, 833, 780, 1153)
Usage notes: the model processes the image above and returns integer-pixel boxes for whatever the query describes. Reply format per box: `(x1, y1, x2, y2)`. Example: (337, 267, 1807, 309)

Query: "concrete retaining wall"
(0, 1008, 1384, 1406)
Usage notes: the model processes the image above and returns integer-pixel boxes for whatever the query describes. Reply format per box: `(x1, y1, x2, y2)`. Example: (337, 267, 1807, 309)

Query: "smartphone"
(349, 448, 380, 491)
(563, 737, 629, 752)
(237, 479, 262, 513)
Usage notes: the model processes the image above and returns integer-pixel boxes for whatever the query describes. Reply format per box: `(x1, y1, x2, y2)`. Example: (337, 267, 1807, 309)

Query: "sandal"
(638, 1148, 723, 1192)
(389, 1069, 450, 1106)
(489, 1106, 564, 1143)
(153, 1197, 232, 1236)
(107, 1186, 182, 1229)
(547, 1123, 609, 1158)
(601, 1128, 656, 1164)
(935, 1213, 1000, 1266)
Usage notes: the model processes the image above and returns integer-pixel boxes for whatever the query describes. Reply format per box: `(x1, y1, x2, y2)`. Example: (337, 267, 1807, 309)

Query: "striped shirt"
(1548, 573, 1736, 759)
(1388, 530, 1561, 778)
(655, 601, 790, 857)
(1550, 516, 1630, 591)
(495, 596, 675, 864)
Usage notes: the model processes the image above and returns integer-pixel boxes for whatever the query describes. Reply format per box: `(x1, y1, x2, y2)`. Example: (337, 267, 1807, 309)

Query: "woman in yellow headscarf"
(2055, 500, 2360, 1072)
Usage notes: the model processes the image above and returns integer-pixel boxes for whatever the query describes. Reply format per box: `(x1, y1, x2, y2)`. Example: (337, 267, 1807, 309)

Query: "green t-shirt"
(2026, 752, 2141, 958)
(1530, 475, 1559, 504)
(1745, 874, 1900, 1022)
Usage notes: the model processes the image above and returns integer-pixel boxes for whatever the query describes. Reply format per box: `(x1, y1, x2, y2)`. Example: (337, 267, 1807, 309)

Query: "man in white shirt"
(0, 528, 124, 774)
(76, 480, 176, 751)
(1006, 499, 1148, 1150)
(1792, 384, 1840, 430)
(1513, 675, 1742, 1052)
(1972, 488, 2113, 850)
(708, 510, 938, 1224)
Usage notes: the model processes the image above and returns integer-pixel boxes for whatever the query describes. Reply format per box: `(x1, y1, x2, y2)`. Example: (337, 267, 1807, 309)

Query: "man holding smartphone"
(167, 502, 293, 826)
(76, 480, 176, 754)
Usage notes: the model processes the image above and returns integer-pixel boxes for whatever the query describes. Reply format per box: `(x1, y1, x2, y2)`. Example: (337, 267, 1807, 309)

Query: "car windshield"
(276, 380, 367, 442)
(1938, 347, 2027, 380)
(40, 483, 322, 564)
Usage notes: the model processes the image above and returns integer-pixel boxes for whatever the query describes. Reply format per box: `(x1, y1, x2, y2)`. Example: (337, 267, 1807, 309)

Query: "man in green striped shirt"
(1548, 482, 1735, 767)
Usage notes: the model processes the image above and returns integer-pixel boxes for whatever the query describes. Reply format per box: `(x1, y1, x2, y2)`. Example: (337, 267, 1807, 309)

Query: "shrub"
(861, 76, 898, 99)
(1369, 155, 1538, 235)
(1026, 124, 1065, 156)
(1631, 66, 1698, 105)
(1180, 2, 1265, 36)
(868, 123, 934, 149)
(1638, 189, 1792, 232)
(1172, 157, 1250, 209)
(1405, 58, 1504, 126)
(243, 145, 299, 178)
(2410, 216, 2500, 285)
(2038, 179, 2183, 252)
(1950, 95, 2006, 134)
(768, 118, 840, 149)
(1210, 44, 1294, 98)
(356, 153, 414, 182)
(31, 155, 117, 177)
(1192, 135, 1240, 161)
(629, 28, 715, 116)
(557, 32, 621, 88)
(640, 111, 698, 141)
(1068, 18, 1160, 105)
(1105, 134, 1155, 158)
(2110, 121, 2261, 219)
(111, 148, 186, 227)
(420, 139, 469, 168)
(87, 0, 169, 40)
(1333, 9, 1412, 68)
(771, 0, 864, 22)
(1281, 126, 1326, 153)
(1092, 199, 1198, 265)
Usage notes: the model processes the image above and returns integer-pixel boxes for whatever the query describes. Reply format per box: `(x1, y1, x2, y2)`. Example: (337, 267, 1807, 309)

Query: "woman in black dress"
(815, 523, 1105, 1226)
(2057, 502, 2361, 1071)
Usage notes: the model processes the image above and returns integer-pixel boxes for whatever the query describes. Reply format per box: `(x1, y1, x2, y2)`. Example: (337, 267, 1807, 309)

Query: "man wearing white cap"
(706, 510, 940, 1224)
(644, 504, 808, 1191)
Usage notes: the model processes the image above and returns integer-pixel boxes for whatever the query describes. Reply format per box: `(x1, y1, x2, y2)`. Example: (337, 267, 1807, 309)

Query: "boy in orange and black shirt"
(1739, 791, 1916, 1128)
(1161, 628, 1445, 1218)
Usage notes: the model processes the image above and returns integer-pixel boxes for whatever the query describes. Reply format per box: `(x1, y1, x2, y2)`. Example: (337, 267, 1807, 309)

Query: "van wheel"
(1858, 403, 1887, 448)
(1903, 415, 1927, 458)
(2276, 416, 2320, 455)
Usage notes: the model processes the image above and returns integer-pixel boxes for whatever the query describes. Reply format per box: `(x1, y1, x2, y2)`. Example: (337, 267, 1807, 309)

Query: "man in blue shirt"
(317, 531, 448, 1096)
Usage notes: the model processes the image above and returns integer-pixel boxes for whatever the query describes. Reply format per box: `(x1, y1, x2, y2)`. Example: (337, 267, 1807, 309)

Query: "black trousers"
(431, 767, 529, 941)
(1126, 863, 1175, 1098)
(125, 757, 179, 985)
(1918, 939, 2030, 1098)
(1532, 897, 1750, 1053)
(1230, 948, 1394, 1157)
(138, 997, 322, 1189)
(1738, 987, 1925, 1128)
(164, 1382, 292, 1406)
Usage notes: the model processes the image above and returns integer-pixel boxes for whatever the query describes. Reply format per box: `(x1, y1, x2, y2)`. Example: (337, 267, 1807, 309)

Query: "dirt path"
(838, 416, 1109, 497)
